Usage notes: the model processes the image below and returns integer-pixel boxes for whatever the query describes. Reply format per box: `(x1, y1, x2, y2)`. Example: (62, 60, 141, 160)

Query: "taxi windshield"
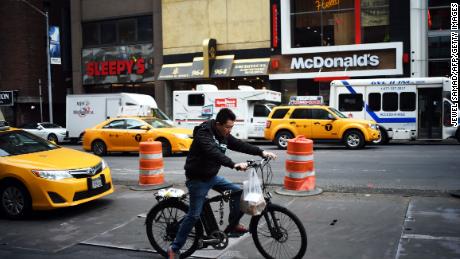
(0, 130, 59, 157)
(143, 118, 173, 128)
(329, 107, 348, 118)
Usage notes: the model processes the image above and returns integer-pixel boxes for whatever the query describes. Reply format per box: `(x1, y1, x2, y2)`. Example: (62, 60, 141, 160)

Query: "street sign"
(0, 91, 14, 106)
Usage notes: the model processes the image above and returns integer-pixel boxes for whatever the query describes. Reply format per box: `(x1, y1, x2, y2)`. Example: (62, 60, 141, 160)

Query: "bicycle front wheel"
(145, 199, 203, 258)
(250, 203, 307, 259)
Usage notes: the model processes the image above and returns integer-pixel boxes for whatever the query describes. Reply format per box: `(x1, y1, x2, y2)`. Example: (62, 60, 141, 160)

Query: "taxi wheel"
(372, 129, 389, 145)
(0, 181, 31, 219)
(47, 133, 58, 144)
(343, 130, 365, 149)
(275, 131, 293, 149)
(158, 138, 172, 157)
(92, 140, 107, 156)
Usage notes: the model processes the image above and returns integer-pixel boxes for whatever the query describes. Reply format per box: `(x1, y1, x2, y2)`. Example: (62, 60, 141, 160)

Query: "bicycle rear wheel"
(250, 203, 307, 259)
(145, 199, 203, 258)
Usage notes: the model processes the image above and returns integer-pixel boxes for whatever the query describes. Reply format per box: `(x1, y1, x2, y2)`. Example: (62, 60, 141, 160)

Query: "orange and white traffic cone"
(276, 136, 322, 196)
(130, 139, 172, 191)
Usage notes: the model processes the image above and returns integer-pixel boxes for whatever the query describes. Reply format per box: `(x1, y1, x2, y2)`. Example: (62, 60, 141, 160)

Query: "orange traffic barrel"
(131, 139, 171, 191)
(276, 136, 322, 196)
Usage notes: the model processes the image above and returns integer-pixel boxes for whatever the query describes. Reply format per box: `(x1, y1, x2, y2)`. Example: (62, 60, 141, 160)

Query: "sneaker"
(167, 246, 180, 259)
(228, 223, 248, 237)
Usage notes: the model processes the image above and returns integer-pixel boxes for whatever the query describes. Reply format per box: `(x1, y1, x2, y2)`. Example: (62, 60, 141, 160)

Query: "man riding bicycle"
(168, 108, 276, 258)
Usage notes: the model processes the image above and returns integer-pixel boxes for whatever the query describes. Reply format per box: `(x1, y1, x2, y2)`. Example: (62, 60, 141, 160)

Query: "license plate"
(91, 177, 103, 189)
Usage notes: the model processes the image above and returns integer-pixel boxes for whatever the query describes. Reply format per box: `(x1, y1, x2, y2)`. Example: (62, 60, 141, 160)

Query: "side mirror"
(37, 125, 44, 130)
(140, 125, 150, 131)
(327, 114, 336, 120)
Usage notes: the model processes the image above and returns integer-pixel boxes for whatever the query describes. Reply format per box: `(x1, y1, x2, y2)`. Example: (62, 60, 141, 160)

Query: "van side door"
(248, 103, 272, 138)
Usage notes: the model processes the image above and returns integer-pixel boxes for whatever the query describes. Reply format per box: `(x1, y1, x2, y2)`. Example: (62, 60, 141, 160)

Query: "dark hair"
(215, 108, 236, 124)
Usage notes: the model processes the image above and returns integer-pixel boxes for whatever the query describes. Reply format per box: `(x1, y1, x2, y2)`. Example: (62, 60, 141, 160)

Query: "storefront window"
(428, 1, 450, 77)
(290, 0, 355, 47)
(361, 0, 389, 43)
(118, 19, 136, 44)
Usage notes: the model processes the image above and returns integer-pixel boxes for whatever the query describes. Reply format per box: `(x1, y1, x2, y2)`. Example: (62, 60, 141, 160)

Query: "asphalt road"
(69, 140, 460, 195)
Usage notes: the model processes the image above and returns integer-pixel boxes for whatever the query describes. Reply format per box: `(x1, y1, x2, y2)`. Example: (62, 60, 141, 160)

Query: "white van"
(173, 85, 281, 139)
(329, 77, 459, 143)
(66, 93, 171, 142)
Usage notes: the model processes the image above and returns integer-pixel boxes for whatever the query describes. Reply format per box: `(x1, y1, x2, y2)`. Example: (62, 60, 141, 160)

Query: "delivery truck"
(173, 85, 282, 139)
(66, 93, 171, 142)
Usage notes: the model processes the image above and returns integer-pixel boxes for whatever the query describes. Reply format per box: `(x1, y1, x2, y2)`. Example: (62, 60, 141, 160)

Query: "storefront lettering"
(315, 0, 340, 11)
(290, 54, 379, 70)
(85, 58, 145, 76)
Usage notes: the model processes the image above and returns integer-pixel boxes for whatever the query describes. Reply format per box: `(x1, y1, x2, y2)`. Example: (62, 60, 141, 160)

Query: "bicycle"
(145, 158, 307, 259)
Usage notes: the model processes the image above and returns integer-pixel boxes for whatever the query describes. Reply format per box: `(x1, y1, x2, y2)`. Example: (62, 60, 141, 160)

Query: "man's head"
(215, 108, 236, 137)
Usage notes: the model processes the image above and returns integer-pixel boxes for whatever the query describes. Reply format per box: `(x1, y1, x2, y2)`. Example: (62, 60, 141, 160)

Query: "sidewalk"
(1, 185, 459, 259)
(80, 186, 460, 258)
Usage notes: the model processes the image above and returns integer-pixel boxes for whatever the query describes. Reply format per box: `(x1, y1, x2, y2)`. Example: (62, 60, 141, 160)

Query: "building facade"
(0, 0, 452, 125)
(0, 0, 71, 126)
(268, 0, 451, 105)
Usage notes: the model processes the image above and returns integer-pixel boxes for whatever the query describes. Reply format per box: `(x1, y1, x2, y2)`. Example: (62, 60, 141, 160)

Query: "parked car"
(82, 117, 193, 156)
(20, 122, 69, 144)
(0, 121, 114, 219)
(264, 105, 380, 149)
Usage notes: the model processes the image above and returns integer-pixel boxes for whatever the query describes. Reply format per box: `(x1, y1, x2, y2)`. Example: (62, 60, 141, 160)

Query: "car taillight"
(265, 120, 271, 128)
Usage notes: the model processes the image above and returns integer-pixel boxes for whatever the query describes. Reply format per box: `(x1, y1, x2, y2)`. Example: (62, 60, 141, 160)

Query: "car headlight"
(31, 170, 73, 180)
(174, 133, 190, 139)
(101, 159, 108, 170)
(368, 123, 378, 130)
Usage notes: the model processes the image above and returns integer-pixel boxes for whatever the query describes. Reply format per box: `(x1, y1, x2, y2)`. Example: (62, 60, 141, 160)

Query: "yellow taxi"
(264, 105, 380, 149)
(82, 117, 193, 156)
(0, 121, 114, 219)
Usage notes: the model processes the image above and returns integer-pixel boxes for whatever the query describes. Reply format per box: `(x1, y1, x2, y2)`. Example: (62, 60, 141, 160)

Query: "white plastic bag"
(240, 169, 266, 215)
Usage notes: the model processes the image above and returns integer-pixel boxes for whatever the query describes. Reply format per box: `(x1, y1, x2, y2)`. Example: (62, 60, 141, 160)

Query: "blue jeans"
(170, 175, 243, 252)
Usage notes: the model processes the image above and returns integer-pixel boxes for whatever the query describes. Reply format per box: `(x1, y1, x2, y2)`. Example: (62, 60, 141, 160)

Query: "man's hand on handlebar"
(262, 151, 277, 160)
(234, 162, 248, 171)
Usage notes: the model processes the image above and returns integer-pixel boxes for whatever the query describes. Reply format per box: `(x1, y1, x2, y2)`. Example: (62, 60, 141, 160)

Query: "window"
(290, 0, 355, 47)
(188, 94, 205, 106)
(100, 21, 117, 44)
(271, 109, 290, 119)
(83, 23, 100, 46)
(137, 16, 153, 42)
(82, 15, 153, 47)
(368, 93, 381, 111)
(290, 108, 311, 119)
(103, 120, 126, 129)
(126, 119, 146, 130)
(429, 36, 450, 59)
(311, 109, 331, 119)
(361, 0, 390, 43)
(118, 19, 136, 43)
(428, 1, 450, 77)
(382, 93, 398, 111)
(400, 92, 416, 111)
(254, 105, 271, 117)
(338, 94, 363, 111)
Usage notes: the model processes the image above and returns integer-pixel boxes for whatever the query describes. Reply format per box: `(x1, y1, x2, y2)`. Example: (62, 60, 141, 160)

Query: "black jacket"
(184, 120, 264, 181)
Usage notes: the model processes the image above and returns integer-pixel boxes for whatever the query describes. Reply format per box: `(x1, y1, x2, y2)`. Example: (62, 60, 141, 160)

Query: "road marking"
(401, 234, 460, 242)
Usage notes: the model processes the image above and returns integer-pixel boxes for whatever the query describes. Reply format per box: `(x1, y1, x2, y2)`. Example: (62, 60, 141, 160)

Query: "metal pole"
(38, 79, 43, 122)
(45, 11, 53, 123)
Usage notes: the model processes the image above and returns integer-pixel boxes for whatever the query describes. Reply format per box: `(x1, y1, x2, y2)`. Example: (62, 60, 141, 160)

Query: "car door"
(288, 108, 312, 138)
(124, 119, 152, 151)
(100, 119, 127, 150)
(248, 103, 273, 138)
(310, 108, 340, 139)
